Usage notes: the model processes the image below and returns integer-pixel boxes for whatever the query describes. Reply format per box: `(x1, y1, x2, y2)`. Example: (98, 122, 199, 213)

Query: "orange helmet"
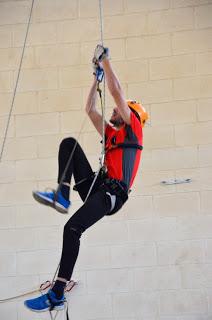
(127, 100, 149, 128)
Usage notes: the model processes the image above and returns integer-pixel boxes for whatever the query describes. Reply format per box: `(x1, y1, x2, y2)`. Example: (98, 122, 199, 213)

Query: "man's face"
(109, 107, 124, 127)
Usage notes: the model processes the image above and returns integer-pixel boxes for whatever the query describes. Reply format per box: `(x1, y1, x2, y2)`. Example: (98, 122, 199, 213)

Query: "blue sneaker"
(24, 289, 65, 312)
(33, 190, 70, 214)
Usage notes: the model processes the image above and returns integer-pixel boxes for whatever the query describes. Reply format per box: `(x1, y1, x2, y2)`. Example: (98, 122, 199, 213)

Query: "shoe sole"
(24, 302, 64, 312)
(32, 192, 69, 214)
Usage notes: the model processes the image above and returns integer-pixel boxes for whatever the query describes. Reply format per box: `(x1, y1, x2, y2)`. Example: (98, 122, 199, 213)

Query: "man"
(24, 45, 148, 312)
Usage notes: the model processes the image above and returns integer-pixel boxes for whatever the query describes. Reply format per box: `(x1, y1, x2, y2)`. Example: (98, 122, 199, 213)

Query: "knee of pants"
(64, 222, 83, 239)
(59, 137, 77, 151)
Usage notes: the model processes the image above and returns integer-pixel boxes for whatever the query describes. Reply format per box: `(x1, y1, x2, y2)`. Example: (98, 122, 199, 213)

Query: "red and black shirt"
(105, 112, 143, 189)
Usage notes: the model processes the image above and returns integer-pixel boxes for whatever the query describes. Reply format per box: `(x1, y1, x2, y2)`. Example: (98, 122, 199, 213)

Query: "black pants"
(57, 138, 124, 280)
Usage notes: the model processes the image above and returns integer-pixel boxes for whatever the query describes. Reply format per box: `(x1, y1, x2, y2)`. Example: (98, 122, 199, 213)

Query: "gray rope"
(0, 0, 35, 162)
(98, 0, 106, 167)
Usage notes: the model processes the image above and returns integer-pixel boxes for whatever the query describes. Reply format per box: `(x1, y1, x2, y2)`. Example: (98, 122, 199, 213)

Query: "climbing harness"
(0, 0, 35, 162)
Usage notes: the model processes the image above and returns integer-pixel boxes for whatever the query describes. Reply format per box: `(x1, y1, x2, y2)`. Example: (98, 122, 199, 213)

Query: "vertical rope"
(98, 0, 106, 168)
(0, 0, 35, 162)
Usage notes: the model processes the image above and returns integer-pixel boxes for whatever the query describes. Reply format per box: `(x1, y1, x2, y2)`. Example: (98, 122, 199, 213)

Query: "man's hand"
(93, 44, 109, 62)
(92, 58, 104, 83)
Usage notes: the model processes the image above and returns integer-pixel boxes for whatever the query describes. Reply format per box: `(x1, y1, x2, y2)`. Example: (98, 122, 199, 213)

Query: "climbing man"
(24, 45, 148, 312)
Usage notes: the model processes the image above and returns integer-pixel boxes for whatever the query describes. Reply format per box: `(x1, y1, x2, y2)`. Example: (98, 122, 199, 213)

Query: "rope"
(98, 0, 106, 167)
(53, 2, 106, 307)
(0, 0, 35, 163)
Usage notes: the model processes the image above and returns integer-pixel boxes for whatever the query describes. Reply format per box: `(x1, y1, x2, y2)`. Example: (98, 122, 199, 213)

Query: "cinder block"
(32, 0, 78, 22)
(148, 7, 194, 34)
(128, 80, 172, 106)
(58, 19, 99, 43)
(174, 167, 212, 193)
(61, 110, 93, 134)
(28, 22, 58, 46)
(0, 25, 12, 48)
(0, 70, 13, 92)
(177, 215, 212, 240)
(79, 0, 124, 17)
(64, 293, 112, 319)
(15, 204, 59, 228)
(0, 228, 37, 252)
(13, 22, 57, 48)
(0, 252, 16, 276)
(197, 52, 212, 75)
(35, 43, 80, 68)
(104, 13, 148, 39)
(195, 4, 212, 28)
(15, 275, 39, 296)
(201, 190, 212, 214)
(0, 206, 15, 228)
(175, 122, 212, 146)
(59, 65, 91, 88)
(16, 250, 59, 275)
(172, 29, 212, 54)
(0, 115, 15, 138)
(0, 181, 36, 206)
(206, 239, 212, 263)
(82, 131, 101, 155)
(180, 263, 212, 289)
(133, 266, 181, 291)
(0, 93, 11, 116)
(144, 125, 175, 149)
(174, 76, 212, 100)
(15, 113, 60, 137)
(126, 34, 171, 59)
(21, 47, 36, 69)
(13, 91, 38, 115)
(171, 0, 209, 8)
(125, 0, 170, 12)
(199, 144, 212, 167)
(110, 243, 157, 268)
(150, 54, 195, 80)
(199, 167, 212, 190)
(0, 1, 30, 25)
(36, 226, 61, 250)
(159, 290, 207, 315)
(157, 240, 205, 265)
(151, 100, 196, 125)
(3, 137, 37, 161)
(0, 48, 20, 71)
(87, 269, 130, 293)
(122, 195, 154, 220)
(113, 59, 148, 83)
(154, 192, 200, 217)
(15, 158, 57, 181)
(85, 221, 128, 245)
(128, 218, 177, 242)
(17, 68, 58, 92)
(0, 302, 17, 320)
(0, 161, 15, 183)
(113, 292, 158, 317)
(152, 147, 198, 170)
(38, 88, 82, 113)
(133, 169, 176, 196)
(77, 245, 110, 270)
(197, 98, 212, 121)
(36, 134, 63, 158)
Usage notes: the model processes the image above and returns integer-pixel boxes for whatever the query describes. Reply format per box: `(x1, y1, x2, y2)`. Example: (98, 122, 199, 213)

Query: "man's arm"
(85, 76, 108, 137)
(101, 58, 131, 125)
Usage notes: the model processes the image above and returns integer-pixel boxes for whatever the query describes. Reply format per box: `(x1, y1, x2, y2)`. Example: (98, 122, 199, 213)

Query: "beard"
(109, 117, 125, 127)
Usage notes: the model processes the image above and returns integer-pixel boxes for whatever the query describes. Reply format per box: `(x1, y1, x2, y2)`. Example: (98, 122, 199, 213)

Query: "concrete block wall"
(0, 0, 212, 319)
